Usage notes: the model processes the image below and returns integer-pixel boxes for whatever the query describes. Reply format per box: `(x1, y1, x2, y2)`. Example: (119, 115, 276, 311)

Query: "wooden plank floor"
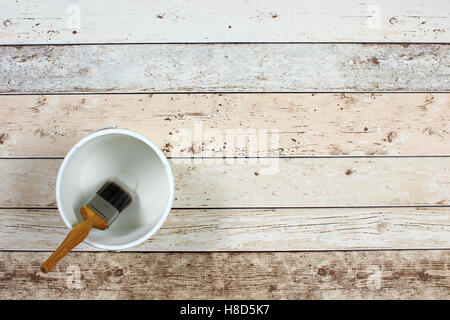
(0, 0, 449, 299)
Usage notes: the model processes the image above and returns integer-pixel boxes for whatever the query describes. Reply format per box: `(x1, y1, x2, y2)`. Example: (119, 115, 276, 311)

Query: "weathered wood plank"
(1, 208, 448, 251)
(0, 158, 448, 208)
(1, 251, 448, 299)
(0, 93, 449, 157)
(1, 0, 449, 44)
(1, 44, 448, 93)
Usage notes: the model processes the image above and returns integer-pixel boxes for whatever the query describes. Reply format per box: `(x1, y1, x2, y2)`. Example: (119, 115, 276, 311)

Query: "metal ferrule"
(85, 194, 120, 226)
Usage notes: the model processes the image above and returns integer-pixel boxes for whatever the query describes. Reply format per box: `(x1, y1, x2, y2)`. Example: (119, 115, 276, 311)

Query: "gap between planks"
(2, 42, 450, 46)
(2, 91, 450, 94)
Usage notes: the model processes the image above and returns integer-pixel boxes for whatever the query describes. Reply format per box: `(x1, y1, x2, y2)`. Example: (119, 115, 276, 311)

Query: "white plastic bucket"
(56, 128, 174, 250)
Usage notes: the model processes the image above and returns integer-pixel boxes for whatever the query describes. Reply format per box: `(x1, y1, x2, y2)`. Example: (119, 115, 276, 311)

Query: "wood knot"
(317, 267, 328, 276)
(0, 133, 8, 145)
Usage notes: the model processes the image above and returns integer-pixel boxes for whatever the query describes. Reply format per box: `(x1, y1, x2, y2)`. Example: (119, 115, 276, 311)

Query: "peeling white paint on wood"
(0, 93, 449, 157)
(1, 0, 449, 300)
(0, 158, 448, 207)
(1, 44, 448, 93)
(0, 208, 448, 251)
(0, 0, 449, 44)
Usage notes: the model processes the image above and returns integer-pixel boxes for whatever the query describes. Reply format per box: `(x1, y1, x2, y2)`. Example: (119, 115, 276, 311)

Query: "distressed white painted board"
(1, 0, 449, 44)
(1, 44, 448, 93)
(0, 93, 449, 157)
(0, 158, 448, 207)
(0, 208, 448, 251)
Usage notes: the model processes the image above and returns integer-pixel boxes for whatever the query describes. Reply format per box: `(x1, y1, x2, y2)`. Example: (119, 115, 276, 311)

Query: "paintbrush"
(41, 180, 133, 273)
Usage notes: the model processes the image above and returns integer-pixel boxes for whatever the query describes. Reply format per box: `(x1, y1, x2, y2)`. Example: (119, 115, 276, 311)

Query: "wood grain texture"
(1, 0, 449, 44)
(0, 93, 449, 157)
(0, 158, 449, 208)
(1, 44, 449, 93)
(1, 251, 448, 299)
(2, 0, 449, 301)
(1, 208, 449, 251)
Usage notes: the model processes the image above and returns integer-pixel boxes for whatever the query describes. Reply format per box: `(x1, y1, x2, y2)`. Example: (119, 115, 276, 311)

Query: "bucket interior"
(58, 133, 172, 248)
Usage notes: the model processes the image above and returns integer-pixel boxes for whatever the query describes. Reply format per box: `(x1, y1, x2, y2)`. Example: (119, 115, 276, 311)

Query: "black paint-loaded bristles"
(97, 181, 132, 212)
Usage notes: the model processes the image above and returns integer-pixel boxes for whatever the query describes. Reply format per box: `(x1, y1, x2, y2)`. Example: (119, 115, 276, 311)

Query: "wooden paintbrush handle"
(41, 206, 108, 273)
(41, 218, 94, 273)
